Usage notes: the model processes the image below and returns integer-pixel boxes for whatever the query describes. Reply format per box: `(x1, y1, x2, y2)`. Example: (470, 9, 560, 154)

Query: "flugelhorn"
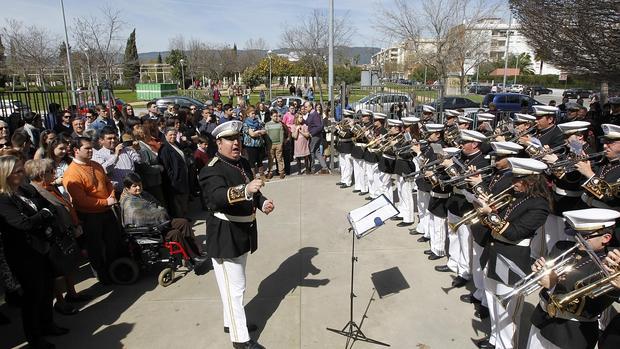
(498, 244, 580, 304)
(448, 185, 514, 232)
(546, 263, 620, 317)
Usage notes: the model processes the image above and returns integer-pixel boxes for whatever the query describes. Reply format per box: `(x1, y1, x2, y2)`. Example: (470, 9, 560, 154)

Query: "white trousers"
(484, 276, 525, 349)
(212, 254, 250, 343)
(396, 175, 415, 223)
(526, 324, 562, 349)
(352, 158, 368, 193)
(471, 240, 488, 306)
(417, 191, 431, 237)
(365, 161, 377, 197)
(447, 211, 471, 279)
(338, 153, 353, 186)
(429, 213, 447, 256)
(374, 169, 392, 202)
(531, 214, 569, 260)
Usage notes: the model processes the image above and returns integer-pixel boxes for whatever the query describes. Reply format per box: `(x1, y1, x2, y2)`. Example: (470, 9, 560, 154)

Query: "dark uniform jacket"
(581, 158, 620, 209)
(484, 194, 549, 285)
(536, 125, 564, 149)
(415, 141, 444, 193)
(378, 133, 398, 175)
(335, 126, 354, 154)
(363, 126, 387, 164)
(471, 169, 513, 248)
(446, 150, 489, 218)
(394, 137, 417, 177)
(199, 153, 267, 258)
(531, 242, 620, 349)
(351, 122, 372, 160)
(549, 144, 592, 215)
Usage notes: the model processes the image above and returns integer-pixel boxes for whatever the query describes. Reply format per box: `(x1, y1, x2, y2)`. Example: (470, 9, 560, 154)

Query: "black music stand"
(326, 194, 399, 348)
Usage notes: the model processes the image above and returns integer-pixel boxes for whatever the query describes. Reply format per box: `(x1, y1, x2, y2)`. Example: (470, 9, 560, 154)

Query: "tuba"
(448, 185, 515, 232)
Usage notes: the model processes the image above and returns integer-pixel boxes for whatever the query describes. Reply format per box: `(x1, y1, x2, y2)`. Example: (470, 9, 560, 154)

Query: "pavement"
(1, 173, 613, 349)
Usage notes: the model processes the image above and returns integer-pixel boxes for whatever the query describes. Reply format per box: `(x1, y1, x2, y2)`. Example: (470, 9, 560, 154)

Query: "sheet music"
(348, 195, 399, 237)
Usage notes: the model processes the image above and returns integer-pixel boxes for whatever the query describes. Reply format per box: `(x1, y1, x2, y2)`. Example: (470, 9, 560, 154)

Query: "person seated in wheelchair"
(119, 172, 208, 266)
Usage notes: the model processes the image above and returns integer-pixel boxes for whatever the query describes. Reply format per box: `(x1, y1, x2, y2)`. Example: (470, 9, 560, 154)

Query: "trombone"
(439, 165, 495, 188)
(509, 124, 536, 143)
(498, 244, 580, 304)
(447, 185, 514, 231)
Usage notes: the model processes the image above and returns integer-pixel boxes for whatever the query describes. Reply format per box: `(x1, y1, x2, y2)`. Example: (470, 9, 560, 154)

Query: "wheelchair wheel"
(158, 267, 175, 287)
(109, 257, 140, 285)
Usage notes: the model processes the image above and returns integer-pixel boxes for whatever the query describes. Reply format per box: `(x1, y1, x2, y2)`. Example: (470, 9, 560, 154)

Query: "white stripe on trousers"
(365, 161, 377, 197)
(338, 153, 353, 186)
(396, 175, 415, 223)
(446, 211, 472, 279)
(353, 158, 368, 192)
(429, 213, 447, 256)
(471, 240, 488, 306)
(212, 254, 250, 343)
(484, 276, 525, 349)
(417, 191, 431, 237)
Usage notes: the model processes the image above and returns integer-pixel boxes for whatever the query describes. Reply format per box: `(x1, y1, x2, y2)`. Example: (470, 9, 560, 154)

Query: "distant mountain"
(138, 46, 381, 65)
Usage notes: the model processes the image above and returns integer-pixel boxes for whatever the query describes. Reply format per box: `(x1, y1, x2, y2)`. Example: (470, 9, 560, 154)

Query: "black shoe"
(191, 255, 209, 265)
(339, 184, 351, 189)
(423, 249, 433, 255)
(365, 196, 372, 200)
(352, 189, 361, 193)
(472, 337, 494, 349)
(474, 305, 490, 319)
(232, 339, 265, 349)
(418, 236, 430, 243)
(409, 229, 422, 235)
(358, 191, 368, 196)
(451, 276, 469, 288)
(336, 182, 344, 186)
(224, 323, 258, 333)
(460, 294, 481, 304)
(43, 323, 70, 336)
(396, 222, 413, 227)
(434, 265, 452, 273)
(53, 302, 79, 316)
(428, 253, 442, 260)
(64, 293, 94, 303)
(193, 257, 212, 276)
(391, 216, 403, 221)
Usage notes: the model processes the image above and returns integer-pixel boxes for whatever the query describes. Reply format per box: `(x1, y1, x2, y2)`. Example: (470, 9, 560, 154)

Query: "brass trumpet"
(509, 124, 537, 143)
(448, 185, 514, 232)
(546, 151, 606, 178)
(498, 244, 580, 304)
(439, 165, 495, 188)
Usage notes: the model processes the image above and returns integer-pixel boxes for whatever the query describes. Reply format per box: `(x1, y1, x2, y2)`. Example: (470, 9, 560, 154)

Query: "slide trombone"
(447, 185, 514, 231)
(439, 165, 495, 189)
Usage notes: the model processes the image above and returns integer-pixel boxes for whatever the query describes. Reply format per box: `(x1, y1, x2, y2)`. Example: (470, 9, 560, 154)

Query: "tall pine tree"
(123, 29, 140, 89)
(0, 36, 6, 87)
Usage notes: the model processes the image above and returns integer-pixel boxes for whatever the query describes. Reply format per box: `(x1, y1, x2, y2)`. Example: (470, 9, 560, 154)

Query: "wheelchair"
(108, 221, 193, 287)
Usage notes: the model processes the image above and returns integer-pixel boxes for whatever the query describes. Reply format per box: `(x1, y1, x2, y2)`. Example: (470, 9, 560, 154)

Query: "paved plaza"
(2, 173, 604, 349)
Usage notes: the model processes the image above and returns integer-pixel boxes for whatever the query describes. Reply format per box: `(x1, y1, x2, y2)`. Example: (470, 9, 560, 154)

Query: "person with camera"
(0, 154, 69, 349)
(92, 126, 142, 193)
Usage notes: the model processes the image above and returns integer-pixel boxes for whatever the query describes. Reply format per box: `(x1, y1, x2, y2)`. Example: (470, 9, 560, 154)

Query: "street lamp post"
(267, 50, 272, 101)
(60, 0, 76, 106)
(179, 59, 186, 92)
(513, 54, 520, 85)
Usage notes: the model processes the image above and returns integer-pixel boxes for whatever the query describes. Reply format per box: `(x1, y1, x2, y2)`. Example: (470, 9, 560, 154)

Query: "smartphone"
(122, 140, 133, 147)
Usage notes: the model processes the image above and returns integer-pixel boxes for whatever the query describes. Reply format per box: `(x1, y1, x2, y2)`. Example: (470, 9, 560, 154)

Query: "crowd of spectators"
(0, 93, 333, 348)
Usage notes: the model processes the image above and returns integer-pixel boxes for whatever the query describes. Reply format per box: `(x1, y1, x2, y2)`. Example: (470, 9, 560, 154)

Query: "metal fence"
(0, 90, 72, 118)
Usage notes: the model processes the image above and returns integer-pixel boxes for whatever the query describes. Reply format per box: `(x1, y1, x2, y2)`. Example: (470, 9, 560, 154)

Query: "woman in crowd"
(119, 172, 205, 265)
(33, 130, 57, 160)
(0, 120, 11, 150)
(242, 107, 267, 178)
(47, 138, 72, 194)
(158, 127, 190, 218)
(25, 159, 91, 316)
(131, 119, 165, 205)
(121, 104, 136, 120)
(111, 108, 125, 136)
(142, 119, 163, 153)
(0, 154, 68, 348)
(292, 114, 311, 174)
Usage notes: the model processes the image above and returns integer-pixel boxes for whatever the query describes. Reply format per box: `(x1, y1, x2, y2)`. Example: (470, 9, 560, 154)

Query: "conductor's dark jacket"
(199, 153, 267, 258)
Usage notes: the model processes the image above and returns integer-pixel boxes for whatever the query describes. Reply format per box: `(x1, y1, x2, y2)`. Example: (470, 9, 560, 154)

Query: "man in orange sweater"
(63, 137, 121, 284)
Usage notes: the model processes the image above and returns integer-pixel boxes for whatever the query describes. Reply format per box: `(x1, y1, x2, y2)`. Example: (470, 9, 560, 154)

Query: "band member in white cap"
(198, 120, 274, 349)
(477, 112, 496, 137)
(577, 123, 620, 210)
(466, 141, 523, 320)
(376, 118, 402, 202)
(439, 130, 489, 288)
(393, 116, 420, 227)
(526, 208, 620, 349)
(524, 106, 564, 149)
(351, 110, 373, 196)
(475, 157, 550, 349)
(363, 113, 387, 200)
(335, 109, 355, 188)
(421, 105, 436, 123)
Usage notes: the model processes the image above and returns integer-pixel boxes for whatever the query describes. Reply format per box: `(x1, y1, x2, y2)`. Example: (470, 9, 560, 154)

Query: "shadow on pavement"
(244, 247, 329, 340)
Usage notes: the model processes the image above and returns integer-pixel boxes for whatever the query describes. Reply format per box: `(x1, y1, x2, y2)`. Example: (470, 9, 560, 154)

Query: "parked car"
(468, 85, 492, 95)
(482, 93, 543, 112)
(353, 93, 413, 116)
(269, 96, 307, 111)
(508, 84, 525, 93)
(413, 96, 480, 114)
(524, 86, 553, 95)
(562, 88, 593, 100)
(151, 96, 206, 113)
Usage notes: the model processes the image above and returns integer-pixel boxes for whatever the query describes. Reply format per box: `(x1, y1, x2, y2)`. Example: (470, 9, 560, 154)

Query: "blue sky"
(0, 0, 508, 53)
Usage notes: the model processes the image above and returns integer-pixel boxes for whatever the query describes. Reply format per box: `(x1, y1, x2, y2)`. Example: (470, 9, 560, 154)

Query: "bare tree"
(280, 9, 355, 103)
(375, 0, 500, 94)
(2, 19, 60, 90)
(509, 0, 620, 103)
(244, 38, 268, 51)
(72, 5, 125, 84)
